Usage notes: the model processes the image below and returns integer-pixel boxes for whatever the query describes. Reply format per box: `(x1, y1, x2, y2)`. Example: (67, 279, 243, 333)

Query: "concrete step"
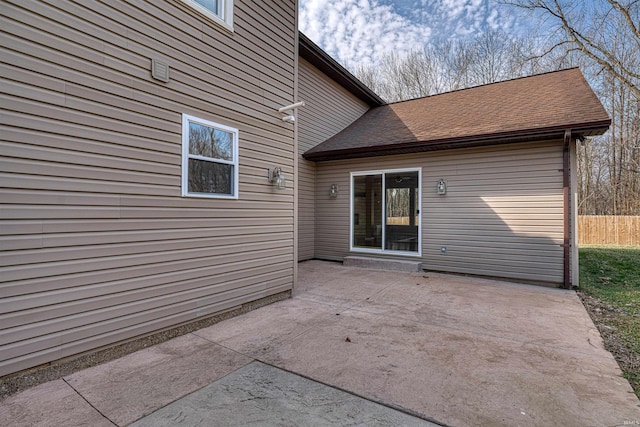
(342, 256, 423, 272)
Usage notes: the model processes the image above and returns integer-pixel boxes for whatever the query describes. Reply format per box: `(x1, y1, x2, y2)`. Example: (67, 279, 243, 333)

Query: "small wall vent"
(151, 59, 170, 83)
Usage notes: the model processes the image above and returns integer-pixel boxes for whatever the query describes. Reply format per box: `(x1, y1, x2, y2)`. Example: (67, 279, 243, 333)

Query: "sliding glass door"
(352, 174, 383, 249)
(351, 169, 421, 255)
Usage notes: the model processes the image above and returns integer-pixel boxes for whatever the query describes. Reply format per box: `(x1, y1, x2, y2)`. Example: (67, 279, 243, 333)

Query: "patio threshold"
(343, 255, 422, 272)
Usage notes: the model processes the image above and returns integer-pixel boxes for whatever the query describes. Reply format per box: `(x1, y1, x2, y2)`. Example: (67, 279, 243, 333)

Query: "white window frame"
(181, 0, 234, 32)
(350, 168, 422, 257)
(181, 113, 239, 199)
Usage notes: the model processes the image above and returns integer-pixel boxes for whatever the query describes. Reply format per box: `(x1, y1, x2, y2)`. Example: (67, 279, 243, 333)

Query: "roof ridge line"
(386, 67, 581, 106)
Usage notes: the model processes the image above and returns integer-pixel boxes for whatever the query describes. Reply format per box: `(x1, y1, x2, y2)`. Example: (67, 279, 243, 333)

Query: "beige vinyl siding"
(0, 0, 296, 376)
(314, 141, 566, 285)
(297, 58, 369, 261)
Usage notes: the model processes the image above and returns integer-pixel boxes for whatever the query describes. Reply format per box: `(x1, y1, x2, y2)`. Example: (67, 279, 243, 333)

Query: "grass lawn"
(578, 245, 640, 398)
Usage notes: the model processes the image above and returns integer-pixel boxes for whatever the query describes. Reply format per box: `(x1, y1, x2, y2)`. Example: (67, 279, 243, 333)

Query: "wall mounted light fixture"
(268, 167, 286, 190)
(437, 178, 447, 195)
(329, 184, 338, 197)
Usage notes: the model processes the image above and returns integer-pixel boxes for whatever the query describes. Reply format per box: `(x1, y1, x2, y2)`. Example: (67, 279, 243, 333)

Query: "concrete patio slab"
(259, 305, 637, 426)
(295, 263, 404, 309)
(130, 361, 438, 426)
(193, 298, 339, 358)
(296, 260, 404, 290)
(1, 260, 638, 427)
(63, 333, 252, 426)
(293, 276, 396, 309)
(354, 271, 608, 354)
(0, 379, 111, 427)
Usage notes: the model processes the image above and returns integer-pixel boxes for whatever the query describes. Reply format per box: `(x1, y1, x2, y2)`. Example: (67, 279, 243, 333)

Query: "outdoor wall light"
(329, 184, 338, 197)
(268, 167, 286, 190)
(437, 178, 447, 195)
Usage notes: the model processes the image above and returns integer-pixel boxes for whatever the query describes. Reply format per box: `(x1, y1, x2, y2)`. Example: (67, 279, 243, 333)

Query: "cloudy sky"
(299, 0, 529, 69)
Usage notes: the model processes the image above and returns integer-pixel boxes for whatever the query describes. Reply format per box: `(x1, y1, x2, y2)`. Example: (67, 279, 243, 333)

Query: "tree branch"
(607, 0, 640, 40)
(521, 0, 640, 99)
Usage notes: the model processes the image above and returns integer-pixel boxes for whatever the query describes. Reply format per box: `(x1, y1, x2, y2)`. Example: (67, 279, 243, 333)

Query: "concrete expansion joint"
(62, 377, 117, 427)
(190, 331, 256, 363)
(253, 360, 451, 427)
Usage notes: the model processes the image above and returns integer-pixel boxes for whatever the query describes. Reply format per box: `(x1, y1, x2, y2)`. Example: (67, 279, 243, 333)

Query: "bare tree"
(351, 10, 639, 214)
(506, 0, 639, 100)
(354, 30, 541, 102)
(505, 0, 639, 214)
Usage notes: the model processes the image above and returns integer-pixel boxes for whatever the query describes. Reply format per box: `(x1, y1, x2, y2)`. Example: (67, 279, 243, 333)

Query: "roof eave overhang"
(298, 32, 386, 107)
(303, 120, 611, 162)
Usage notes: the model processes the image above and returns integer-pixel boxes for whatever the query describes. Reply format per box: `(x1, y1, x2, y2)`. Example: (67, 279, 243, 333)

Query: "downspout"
(563, 129, 571, 289)
(293, 1, 300, 288)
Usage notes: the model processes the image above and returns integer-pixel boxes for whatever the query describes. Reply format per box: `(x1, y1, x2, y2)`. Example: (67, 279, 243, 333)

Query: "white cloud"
(487, 8, 500, 30)
(300, 0, 432, 68)
(300, 0, 520, 69)
(420, 0, 514, 36)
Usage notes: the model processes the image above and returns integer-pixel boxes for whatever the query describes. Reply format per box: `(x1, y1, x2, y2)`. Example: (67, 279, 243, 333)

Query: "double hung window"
(182, 0, 234, 30)
(182, 114, 238, 199)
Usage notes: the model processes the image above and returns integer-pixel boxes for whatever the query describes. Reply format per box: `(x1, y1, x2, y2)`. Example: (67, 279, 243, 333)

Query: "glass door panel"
(385, 172, 419, 252)
(352, 174, 382, 249)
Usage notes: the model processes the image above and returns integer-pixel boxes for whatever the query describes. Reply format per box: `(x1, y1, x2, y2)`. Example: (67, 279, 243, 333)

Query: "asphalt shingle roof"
(303, 68, 610, 161)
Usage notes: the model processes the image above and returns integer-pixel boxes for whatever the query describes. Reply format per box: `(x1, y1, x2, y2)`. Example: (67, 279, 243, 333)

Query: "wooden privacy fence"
(578, 216, 640, 246)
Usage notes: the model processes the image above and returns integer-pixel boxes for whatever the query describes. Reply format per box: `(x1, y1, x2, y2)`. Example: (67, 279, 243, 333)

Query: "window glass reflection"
(188, 159, 233, 195)
(189, 122, 233, 161)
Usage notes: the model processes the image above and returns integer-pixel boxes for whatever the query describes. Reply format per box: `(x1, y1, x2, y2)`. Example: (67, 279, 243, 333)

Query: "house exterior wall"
(296, 58, 369, 261)
(1, 0, 296, 377)
(314, 140, 566, 285)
